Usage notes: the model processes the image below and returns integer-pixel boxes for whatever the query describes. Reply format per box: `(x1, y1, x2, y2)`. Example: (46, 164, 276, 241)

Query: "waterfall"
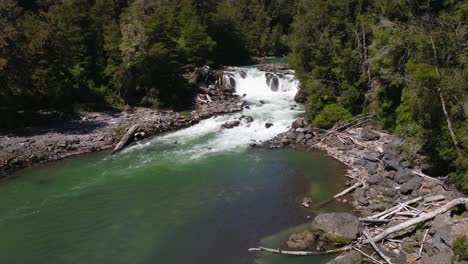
(125, 66, 302, 161)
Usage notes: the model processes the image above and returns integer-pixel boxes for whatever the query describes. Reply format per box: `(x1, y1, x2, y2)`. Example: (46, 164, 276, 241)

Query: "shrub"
(313, 103, 352, 129)
(453, 235, 468, 260)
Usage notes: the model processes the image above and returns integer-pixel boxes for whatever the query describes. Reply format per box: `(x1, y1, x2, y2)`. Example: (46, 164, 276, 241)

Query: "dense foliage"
(289, 0, 467, 191)
(0, 0, 296, 113)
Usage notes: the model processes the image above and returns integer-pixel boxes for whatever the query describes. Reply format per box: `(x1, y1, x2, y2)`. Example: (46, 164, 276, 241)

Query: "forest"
(0, 0, 467, 191)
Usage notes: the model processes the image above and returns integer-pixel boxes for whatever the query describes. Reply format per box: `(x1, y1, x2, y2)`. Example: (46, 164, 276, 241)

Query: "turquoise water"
(0, 67, 348, 264)
(0, 147, 346, 264)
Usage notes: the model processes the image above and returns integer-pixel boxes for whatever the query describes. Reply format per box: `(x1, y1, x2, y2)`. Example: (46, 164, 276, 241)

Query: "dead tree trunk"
(248, 245, 352, 256)
(112, 124, 139, 154)
(372, 198, 468, 242)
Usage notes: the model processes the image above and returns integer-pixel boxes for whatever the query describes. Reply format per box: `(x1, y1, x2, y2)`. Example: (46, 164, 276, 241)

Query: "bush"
(453, 235, 468, 261)
(313, 103, 352, 129)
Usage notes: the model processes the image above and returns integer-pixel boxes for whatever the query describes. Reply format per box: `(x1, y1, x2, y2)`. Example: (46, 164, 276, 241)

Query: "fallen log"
(372, 197, 468, 242)
(112, 124, 139, 154)
(248, 245, 352, 256)
(334, 182, 363, 199)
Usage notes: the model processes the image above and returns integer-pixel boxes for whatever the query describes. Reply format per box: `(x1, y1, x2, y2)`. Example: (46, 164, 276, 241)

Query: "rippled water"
(0, 67, 348, 264)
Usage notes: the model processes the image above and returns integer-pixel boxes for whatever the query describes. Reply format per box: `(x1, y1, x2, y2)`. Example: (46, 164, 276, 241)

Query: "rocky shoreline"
(0, 66, 243, 178)
(255, 117, 468, 263)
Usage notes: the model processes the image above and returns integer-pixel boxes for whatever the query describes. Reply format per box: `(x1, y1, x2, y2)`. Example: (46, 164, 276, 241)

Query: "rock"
(360, 128, 380, 141)
(294, 90, 307, 103)
(265, 73, 279, 91)
(368, 203, 388, 213)
(363, 152, 380, 162)
(395, 169, 414, 184)
(303, 124, 314, 134)
(239, 71, 247, 79)
(364, 162, 379, 175)
(285, 132, 297, 140)
(383, 188, 398, 197)
(239, 115, 254, 123)
(357, 196, 369, 206)
(383, 154, 401, 171)
(367, 174, 382, 185)
(311, 213, 360, 240)
(285, 230, 315, 250)
(302, 197, 313, 208)
(221, 120, 240, 129)
(296, 133, 305, 143)
(265, 123, 274, 128)
(292, 117, 305, 129)
(400, 177, 422, 195)
(327, 250, 362, 264)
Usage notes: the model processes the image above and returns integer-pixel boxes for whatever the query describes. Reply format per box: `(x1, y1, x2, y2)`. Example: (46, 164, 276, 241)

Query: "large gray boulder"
(399, 177, 422, 194)
(311, 213, 360, 240)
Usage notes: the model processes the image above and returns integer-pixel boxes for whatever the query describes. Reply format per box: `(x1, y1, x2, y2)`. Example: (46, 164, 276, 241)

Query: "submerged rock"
(285, 230, 315, 250)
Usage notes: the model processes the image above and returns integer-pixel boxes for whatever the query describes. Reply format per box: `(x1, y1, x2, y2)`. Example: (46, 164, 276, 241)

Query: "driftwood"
(372, 198, 468, 242)
(112, 124, 139, 154)
(248, 245, 352, 256)
(363, 197, 423, 220)
(418, 229, 429, 257)
(334, 181, 363, 199)
(360, 218, 391, 223)
(363, 230, 393, 264)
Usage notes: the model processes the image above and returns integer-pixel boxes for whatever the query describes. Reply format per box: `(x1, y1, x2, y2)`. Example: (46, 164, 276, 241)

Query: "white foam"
(122, 67, 301, 162)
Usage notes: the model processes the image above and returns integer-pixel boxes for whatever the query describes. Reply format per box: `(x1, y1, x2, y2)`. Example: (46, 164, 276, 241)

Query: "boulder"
(294, 90, 307, 103)
(400, 177, 422, 195)
(239, 115, 254, 123)
(221, 120, 240, 129)
(364, 162, 379, 175)
(265, 72, 279, 91)
(383, 154, 401, 171)
(292, 117, 305, 129)
(367, 174, 382, 185)
(311, 213, 360, 240)
(360, 128, 380, 141)
(395, 169, 415, 184)
(239, 71, 247, 79)
(265, 123, 274, 128)
(285, 132, 297, 140)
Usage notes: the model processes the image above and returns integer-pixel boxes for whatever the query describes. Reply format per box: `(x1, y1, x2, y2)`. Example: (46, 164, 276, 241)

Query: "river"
(0, 67, 348, 264)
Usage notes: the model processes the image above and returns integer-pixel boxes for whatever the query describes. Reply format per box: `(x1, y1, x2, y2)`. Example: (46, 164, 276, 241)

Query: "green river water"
(0, 67, 349, 264)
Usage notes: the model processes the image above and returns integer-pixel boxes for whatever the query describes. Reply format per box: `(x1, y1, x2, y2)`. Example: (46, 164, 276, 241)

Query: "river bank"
(256, 117, 468, 263)
(0, 67, 243, 179)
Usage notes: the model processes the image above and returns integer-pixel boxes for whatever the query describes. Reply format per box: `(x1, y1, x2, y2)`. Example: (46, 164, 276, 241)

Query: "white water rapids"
(123, 67, 301, 161)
